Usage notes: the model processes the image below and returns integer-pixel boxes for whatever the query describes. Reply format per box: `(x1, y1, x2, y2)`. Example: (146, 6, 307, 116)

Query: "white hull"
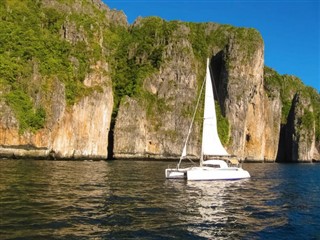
(165, 168, 189, 179)
(187, 167, 250, 181)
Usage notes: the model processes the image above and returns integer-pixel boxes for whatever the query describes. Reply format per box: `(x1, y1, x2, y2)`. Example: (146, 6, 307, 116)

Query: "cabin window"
(204, 164, 220, 168)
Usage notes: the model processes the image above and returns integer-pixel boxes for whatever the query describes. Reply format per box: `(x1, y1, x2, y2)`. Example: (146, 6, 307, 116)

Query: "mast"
(177, 75, 205, 169)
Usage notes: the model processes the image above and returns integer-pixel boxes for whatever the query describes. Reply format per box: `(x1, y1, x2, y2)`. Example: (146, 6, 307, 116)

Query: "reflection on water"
(184, 180, 287, 239)
(0, 160, 319, 239)
(164, 177, 287, 240)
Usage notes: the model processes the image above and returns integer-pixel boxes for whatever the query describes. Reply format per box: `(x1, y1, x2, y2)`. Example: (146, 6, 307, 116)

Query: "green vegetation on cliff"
(0, 0, 113, 132)
(264, 66, 320, 142)
(5, 90, 46, 133)
(110, 17, 175, 110)
(111, 18, 264, 144)
(1, 0, 318, 151)
(0, 0, 261, 143)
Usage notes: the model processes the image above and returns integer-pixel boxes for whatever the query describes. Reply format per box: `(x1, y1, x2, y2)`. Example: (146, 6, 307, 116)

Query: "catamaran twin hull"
(165, 167, 250, 180)
(186, 167, 250, 181)
(165, 168, 188, 179)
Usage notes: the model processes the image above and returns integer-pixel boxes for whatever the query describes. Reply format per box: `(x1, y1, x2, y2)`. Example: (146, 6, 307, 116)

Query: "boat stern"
(165, 168, 187, 179)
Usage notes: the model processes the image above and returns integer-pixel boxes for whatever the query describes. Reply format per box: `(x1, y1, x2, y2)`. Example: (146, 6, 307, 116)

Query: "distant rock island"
(0, 0, 319, 162)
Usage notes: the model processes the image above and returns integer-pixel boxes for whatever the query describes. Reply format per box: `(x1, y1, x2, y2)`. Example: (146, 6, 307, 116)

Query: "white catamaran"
(165, 58, 250, 181)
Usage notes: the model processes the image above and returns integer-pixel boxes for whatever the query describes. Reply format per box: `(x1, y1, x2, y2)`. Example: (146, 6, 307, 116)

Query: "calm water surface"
(0, 160, 319, 239)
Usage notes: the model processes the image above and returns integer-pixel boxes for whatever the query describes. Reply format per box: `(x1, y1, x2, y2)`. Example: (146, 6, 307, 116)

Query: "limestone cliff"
(113, 23, 282, 161)
(50, 62, 113, 159)
(113, 20, 319, 162)
(277, 93, 320, 162)
(263, 91, 282, 161)
(0, 61, 113, 159)
(1, 0, 319, 161)
(0, 0, 120, 159)
(113, 22, 201, 159)
(217, 32, 266, 161)
(265, 69, 320, 162)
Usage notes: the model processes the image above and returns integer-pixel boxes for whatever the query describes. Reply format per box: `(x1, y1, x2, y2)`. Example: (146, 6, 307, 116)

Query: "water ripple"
(0, 160, 319, 239)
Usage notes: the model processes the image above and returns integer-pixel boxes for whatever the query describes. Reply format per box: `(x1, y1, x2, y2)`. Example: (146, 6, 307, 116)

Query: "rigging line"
(177, 74, 206, 169)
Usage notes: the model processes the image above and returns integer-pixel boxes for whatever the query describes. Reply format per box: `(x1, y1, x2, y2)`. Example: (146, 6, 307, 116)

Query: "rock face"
(113, 23, 319, 162)
(51, 62, 113, 159)
(0, 0, 120, 159)
(277, 93, 320, 162)
(217, 34, 266, 161)
(263, 91, 282, 161)
(42, 0, 128, 27)
(113, 26, 281, 162)
(0, 62, 113, 159)
(113, 24, 201, 159)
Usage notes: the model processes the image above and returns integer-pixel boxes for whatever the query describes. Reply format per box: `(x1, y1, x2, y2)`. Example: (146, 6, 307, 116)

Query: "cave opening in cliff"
(107, 115, 116, 160)
(211, 51, 226, 115)
(246, 133, 251, 142)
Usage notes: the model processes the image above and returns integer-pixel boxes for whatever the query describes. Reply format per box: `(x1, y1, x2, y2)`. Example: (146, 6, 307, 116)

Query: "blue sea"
(0, 160, 319, 239)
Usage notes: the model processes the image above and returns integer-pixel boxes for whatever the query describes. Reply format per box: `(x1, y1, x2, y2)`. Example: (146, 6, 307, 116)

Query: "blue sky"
(104, 0, 320, 92)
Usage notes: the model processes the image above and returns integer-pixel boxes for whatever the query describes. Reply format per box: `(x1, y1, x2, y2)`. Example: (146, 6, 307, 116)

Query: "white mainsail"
(201, 59, 229, 157)
(181, 144, 187, 158)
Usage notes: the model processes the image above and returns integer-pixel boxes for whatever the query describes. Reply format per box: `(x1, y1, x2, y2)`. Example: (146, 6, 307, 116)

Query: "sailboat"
(165, 58, 250, 180)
